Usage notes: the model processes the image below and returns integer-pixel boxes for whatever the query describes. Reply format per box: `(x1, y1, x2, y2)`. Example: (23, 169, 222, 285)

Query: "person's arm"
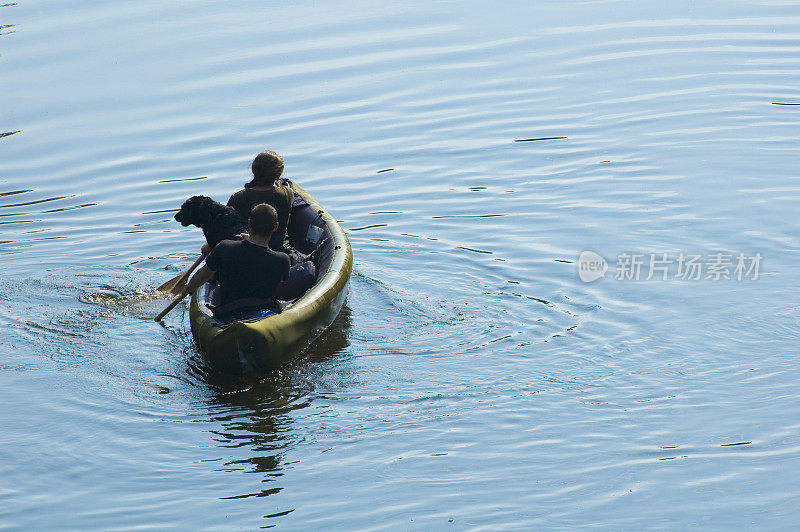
(281, 255, 291, 281)
(185, 242, 223, 294)
(184, 265, 215, 294)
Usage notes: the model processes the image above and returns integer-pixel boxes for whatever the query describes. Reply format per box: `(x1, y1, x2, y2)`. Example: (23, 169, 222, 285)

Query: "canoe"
(189, 181, 352, 375)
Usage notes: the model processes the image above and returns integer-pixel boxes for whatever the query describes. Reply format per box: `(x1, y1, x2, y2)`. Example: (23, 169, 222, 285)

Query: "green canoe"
(189, 181, 352, 375)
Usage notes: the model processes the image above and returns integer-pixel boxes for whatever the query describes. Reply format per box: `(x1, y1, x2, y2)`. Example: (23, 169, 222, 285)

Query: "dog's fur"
(174, 195, 247, 248)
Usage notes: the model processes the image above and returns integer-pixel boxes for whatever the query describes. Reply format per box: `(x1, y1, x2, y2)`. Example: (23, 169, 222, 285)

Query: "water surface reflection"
(3, 0, 800, 527)
(202, 306, 351, 503)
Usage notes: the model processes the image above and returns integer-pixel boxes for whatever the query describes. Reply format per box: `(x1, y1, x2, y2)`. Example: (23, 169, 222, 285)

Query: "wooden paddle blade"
(156, 272, 186, 293)
(164, 271, 191, 295)
(167, 276, 190, 295)
(157, 253, 207, 293)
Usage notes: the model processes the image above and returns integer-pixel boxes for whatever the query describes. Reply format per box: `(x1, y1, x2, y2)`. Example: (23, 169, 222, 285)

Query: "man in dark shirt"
(186, 203, 290, 320)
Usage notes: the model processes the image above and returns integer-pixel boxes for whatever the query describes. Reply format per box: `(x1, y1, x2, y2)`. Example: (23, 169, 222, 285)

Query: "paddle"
(154, 262, 214, 322)
(157, 252, 207, 295)
(154, 286, 191, 322)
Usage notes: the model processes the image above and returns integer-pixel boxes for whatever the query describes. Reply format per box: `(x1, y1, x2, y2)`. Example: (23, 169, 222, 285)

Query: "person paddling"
(186, 203, 290, 321)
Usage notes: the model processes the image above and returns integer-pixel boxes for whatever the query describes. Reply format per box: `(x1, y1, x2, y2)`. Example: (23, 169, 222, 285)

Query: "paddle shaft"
(154, 288, 190, 322)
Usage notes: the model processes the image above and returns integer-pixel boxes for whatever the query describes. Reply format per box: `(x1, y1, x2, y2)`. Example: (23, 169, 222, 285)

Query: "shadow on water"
(197, 305, 351, 506)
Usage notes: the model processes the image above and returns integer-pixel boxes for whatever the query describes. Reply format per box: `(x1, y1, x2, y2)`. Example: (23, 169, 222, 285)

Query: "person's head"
(248, 203, 279, 237)
(245, 150, 284, 188)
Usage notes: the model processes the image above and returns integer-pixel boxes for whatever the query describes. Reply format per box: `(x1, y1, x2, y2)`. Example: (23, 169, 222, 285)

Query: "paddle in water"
(157, 251, 207, 295)
(154, 264, 213, 322)
(154, 287, 191, 322)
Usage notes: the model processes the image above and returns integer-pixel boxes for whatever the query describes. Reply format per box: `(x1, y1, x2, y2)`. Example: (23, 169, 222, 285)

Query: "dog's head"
(174, 195, 212, 227)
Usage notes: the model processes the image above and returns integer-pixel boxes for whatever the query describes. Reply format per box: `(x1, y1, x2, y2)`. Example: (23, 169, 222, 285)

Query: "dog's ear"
(218, 207, 241, 228)
(195, 197, 217, 227)
(205, 199, 230, 224)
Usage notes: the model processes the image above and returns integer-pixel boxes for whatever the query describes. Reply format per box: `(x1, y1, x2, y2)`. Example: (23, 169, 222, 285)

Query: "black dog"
(174, 195, 247, 248)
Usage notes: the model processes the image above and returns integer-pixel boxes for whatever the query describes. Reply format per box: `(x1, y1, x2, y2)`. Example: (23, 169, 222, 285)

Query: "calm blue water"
(2, 0, 800, 529)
